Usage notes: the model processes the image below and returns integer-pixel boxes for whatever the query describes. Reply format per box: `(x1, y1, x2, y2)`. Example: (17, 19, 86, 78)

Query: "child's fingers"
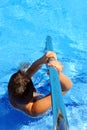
(47, 61, 64, 72)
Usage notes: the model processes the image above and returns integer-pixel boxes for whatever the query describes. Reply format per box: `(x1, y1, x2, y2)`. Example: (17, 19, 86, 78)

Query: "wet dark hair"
(8, 71, 35, 104)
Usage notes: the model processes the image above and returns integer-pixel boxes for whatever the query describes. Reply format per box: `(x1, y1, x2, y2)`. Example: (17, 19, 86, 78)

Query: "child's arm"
(26, 51, 57, 77)
(47, 60, 72, 94)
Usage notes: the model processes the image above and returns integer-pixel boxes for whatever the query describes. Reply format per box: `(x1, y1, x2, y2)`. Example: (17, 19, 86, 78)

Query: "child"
(8, 51, 72, 117)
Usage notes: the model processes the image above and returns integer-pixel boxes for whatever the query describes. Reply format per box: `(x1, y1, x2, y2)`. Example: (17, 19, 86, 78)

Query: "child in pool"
(8, 51, 72, 117)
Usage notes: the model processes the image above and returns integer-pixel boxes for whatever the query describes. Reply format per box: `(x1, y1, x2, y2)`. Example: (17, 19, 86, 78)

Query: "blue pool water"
(0, 0, 87, 130)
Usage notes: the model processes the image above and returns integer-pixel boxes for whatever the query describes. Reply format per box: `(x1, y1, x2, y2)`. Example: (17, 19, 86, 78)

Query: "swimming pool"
(0, 0, 87, 130)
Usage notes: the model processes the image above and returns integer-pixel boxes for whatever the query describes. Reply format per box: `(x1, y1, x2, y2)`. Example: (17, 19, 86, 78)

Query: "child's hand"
(47, 60, 63, 73)
(43, 51, 57, 63)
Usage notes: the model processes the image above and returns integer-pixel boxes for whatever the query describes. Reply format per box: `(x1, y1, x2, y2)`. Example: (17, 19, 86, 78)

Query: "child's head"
(8, 71, 36, 104)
